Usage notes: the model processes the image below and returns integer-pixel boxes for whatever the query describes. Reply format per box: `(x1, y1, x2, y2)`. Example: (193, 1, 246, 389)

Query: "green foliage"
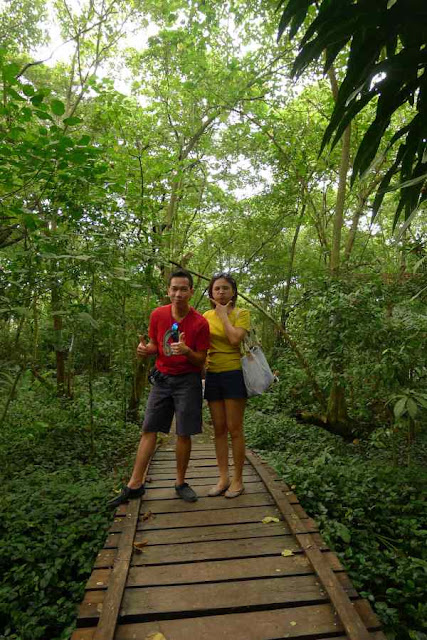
(276, 0, 427, 226)
(0, 380, 143, 640)
(245, 409, 427, 639)
(276, 275, 427, 427)
(1, 4, 427, 638)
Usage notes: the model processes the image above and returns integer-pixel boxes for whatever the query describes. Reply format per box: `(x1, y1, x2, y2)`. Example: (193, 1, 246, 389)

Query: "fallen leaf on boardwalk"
(290, 621, 297, 626)
(133, 539, 149, 553)
(290, 484, 296, 489)
(281, 549, 294, 557)
(262, 516, 280, 524)
(142, 511, 153, 521)
(144, 633, 167, 640)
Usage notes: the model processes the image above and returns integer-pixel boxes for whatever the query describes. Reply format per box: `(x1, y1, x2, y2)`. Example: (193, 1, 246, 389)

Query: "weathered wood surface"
(72, 444, 386, 640)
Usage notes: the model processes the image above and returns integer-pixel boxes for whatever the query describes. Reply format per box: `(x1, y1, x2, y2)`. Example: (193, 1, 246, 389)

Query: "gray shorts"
(142, 372, 203, 437)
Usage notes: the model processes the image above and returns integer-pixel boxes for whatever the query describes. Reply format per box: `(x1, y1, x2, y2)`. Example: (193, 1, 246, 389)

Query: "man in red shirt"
(109, 269, 210, 506)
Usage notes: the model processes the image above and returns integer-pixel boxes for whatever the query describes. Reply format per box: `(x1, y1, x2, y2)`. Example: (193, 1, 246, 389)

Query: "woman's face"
(211, 277, 235, 305)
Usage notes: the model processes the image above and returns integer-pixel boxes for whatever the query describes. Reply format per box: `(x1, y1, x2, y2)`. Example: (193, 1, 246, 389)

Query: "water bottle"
(171, 322, 179, 342)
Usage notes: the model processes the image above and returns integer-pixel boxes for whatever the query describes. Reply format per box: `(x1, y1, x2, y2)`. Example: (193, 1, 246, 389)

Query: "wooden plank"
(71, 601, 385, 640)
(132, 534, 304, 565)
(87, 550, 344, 590)
(95, 528, 332, 569)
(72, 630, 387, 640)
(75, 445, 384, 640)
(149, 459, 246, 468)
(122, 573, 358, 621)
(94, 548, 116, 568)
(136, 505, 283, 530)
(108, 512, 318, 534)
(129, 548, 344, 585)
(79, 572, 358, 623)
(246, 450, 373, 640)
(146, 468, 259, 480)
(89, 496, 140, 640)
(138, 492, 275, 514)
(106, 528, 326, 550)
(115, 492, 275, 517)
(142, 481, 268, 500)
(153, 452, 223, 460)
(145, 475, 261, 488)
(105, 520, 321, 548)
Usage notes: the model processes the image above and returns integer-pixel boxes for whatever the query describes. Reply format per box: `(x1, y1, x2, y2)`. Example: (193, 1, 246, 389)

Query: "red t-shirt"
(149, 304, 210, 375)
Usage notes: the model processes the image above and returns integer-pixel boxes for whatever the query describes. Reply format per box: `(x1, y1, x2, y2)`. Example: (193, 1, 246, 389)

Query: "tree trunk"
(0, 366, 24, 428)
(51, 282, 67, 397)
(330, 123, 351, 275)
(127, 359, 150, 422)
(326, 376, 348, 426)
(281, 203, 305, 326)
(324, 68, 352, 428)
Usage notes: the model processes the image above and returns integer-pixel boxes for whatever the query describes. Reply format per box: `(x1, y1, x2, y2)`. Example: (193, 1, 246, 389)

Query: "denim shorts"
(204, 369, 247, 402)
(142, 372, 203, 436)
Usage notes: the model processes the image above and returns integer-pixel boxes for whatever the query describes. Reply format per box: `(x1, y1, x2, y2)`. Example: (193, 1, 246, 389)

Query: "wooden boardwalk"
(72, 445, 386, 640)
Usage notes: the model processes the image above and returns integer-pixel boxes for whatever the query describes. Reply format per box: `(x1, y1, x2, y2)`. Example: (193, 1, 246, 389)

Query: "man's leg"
(176, 435, 191, 486)
(128, 431, 157, 488)
(109, 381, 173, 508)
(175, 434, 197, 502)
(173, 373, 202, 502)
(107, 431, 156, 508)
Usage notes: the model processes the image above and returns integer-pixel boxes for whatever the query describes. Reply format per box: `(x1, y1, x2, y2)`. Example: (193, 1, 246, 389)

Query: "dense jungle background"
(0, 1, 426, 638)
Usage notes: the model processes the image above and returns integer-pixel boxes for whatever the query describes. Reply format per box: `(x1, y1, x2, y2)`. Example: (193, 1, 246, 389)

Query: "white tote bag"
(241, 344, 275, 397)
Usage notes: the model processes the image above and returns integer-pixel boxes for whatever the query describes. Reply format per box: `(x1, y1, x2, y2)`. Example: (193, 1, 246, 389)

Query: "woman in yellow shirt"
(203, 273, 250, 498)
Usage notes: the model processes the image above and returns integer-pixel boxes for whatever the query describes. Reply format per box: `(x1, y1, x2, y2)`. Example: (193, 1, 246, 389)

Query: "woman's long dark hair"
(208, 273, 238, 308)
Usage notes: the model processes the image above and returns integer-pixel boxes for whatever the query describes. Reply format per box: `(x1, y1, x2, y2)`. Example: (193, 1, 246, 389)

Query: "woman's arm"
(212, 301, 247, 346)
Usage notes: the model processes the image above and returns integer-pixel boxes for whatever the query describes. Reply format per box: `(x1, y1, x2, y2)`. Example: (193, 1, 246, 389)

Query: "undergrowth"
(245, 406, 427, 640)
(1, 377, 426, 640)
(0, 377, 142, 640)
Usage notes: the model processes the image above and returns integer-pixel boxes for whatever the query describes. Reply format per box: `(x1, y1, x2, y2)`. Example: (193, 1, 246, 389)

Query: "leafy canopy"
(276, 0, 427, 228)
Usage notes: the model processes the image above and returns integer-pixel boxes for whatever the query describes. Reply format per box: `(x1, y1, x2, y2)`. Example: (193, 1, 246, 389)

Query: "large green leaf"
(51, 99, 65, 116)
(276, 0, 427, 226)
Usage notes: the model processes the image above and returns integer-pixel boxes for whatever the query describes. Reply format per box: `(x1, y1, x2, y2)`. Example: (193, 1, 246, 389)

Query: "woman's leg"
(224, 398, 246, 492)
(208, 400, 230, 490)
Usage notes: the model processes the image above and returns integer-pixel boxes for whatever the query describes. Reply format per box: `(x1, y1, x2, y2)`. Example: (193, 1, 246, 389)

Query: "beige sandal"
(224, 486, 245, 499)
(207, 483, 230, 497)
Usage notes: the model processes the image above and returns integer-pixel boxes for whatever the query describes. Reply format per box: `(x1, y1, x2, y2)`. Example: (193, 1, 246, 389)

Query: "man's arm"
(183, 348, 207, 368)
(170, 332, 207, 368)
(137, 336, 158, 358)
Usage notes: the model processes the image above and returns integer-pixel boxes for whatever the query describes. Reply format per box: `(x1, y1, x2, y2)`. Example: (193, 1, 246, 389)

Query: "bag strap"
(235, 309, 255, 355)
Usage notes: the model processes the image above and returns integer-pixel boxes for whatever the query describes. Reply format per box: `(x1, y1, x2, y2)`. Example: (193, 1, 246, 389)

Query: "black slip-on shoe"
(108, 484, 145, 508)
(175, 482, 198, 502)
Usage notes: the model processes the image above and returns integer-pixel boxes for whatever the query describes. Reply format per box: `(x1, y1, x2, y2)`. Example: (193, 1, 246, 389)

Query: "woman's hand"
(170, 331, 190, 356)
(210, 299, 233, 320)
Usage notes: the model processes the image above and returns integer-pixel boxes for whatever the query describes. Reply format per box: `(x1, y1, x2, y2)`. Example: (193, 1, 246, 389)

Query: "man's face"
(168, 277, 193, 306)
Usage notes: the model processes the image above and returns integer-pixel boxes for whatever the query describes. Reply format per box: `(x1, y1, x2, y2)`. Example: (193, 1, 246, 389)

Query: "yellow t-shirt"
(204, 307, 250, 373)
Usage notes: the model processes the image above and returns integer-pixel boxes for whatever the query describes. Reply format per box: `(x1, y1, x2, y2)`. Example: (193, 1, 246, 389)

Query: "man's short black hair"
(168, 269, 193, 288)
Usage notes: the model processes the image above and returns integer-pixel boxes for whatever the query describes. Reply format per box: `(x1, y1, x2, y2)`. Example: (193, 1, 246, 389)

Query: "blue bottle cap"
(172, 322, 179, 331)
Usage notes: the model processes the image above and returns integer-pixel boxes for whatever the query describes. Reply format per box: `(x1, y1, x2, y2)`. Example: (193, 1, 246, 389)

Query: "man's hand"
(137, 335, 156, 358)
(210, 299, 233, 320)
(170, 331, 190, 356)
(170, 331, 206, 367)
